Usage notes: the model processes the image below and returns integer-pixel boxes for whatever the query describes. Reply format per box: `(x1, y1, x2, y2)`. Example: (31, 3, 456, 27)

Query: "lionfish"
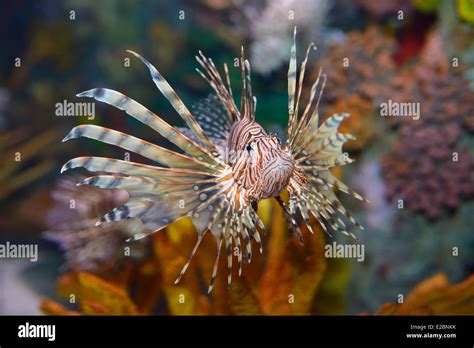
(61, 28, 366, 292)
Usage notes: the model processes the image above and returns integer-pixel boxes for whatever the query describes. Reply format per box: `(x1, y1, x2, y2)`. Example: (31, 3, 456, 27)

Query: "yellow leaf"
(260, 200, 327, 315)
(154, 229, 205, 314)
(260, 201, 293, 315)
(165, 287, 201, 315)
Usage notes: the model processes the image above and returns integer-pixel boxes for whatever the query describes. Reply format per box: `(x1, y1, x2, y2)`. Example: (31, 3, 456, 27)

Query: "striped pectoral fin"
(309, 187, 361, 237)
(98, 199, 154, 225)
(299, 189, 338, 237)
(126, 50, 218, 154)
(62, 156, 215, 181)
(228, 214, 243, 277)
(306, 186, 361, 237)
(128, 184, 226, 242)
(310, 169, 367, 202)
(302, 133, 355, 166)
(288, 164, 366, 239)
(177, 177, 263, 291)
(188, 197, 236, 289)
(293, 196, 315, 234)
(208, 236, 223, 294)
(275, 196, 304, 245)
(76, 88, 222, 168)
(310, 113, 351, 149)
(297, 154, 354, 172)
(62, 124, 214, 172)
(126, 201, 196, 241)
(174, 231, 206, 285)
(243, 209, 263, 253)
(223, 221, 233, 287)
(239, 218, 252, 264)
(182, 198, 232, 289)
(80, 174, 154, 192)
(292, 112, 349, 157)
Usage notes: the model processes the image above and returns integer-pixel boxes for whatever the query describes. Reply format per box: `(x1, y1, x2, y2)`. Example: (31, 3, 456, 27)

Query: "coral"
(314, 27, 397, 150)
(382, 31, 474, 219)
(317, 26, 397, 107)
(389, 31, 474, 132)
(382, 128, 473, 218)
(245, 0, 330, 75)
(358, 0, 413, 17)
(372, 273, 474, 315)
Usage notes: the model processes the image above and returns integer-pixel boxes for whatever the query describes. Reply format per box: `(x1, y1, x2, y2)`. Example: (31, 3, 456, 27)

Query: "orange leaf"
(230, 277, 262, 315)
(77, 272, 139, 315)
(374, 273, 474, 315)
(40, 298, 80, 316)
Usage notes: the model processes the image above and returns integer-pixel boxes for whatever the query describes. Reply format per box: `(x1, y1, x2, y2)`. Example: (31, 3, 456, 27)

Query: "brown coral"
(381, 31, 474, 219)
(382, 126, 474, 218)
(357, 0, 413, 18)
(314, 27, 397, 150)
(388, 31, 474, 132)
(318, 26, 397, 106)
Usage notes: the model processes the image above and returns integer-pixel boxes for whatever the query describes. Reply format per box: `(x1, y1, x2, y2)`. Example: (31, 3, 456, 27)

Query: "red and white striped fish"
(62, 28, 367, 292)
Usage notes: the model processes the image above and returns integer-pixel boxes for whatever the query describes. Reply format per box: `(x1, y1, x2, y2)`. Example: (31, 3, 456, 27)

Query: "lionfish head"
(230, 124, 294, 202)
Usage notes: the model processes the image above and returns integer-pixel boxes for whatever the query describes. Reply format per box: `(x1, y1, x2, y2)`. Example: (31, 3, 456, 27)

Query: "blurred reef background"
(0, 0, 473, 315)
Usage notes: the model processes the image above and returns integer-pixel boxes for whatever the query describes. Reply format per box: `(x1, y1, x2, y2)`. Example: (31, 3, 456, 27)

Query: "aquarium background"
(0, 0, 473, 315)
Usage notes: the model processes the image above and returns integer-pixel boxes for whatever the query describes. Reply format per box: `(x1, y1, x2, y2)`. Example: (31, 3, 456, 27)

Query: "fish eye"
(246, 144, 252, 152)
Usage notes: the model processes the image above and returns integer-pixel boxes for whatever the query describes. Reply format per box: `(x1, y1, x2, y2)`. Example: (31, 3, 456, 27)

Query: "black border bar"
(0, 315, 472, 345)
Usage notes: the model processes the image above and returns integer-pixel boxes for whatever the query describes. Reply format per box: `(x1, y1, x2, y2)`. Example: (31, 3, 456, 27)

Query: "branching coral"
(314, 27, 397, 151)
(245, 0, 330, 75)
(382, 31, 474, 218)
(381, 127, 473, 218)
(357, 0, 413, 18)
(318, 26, 397, 106)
